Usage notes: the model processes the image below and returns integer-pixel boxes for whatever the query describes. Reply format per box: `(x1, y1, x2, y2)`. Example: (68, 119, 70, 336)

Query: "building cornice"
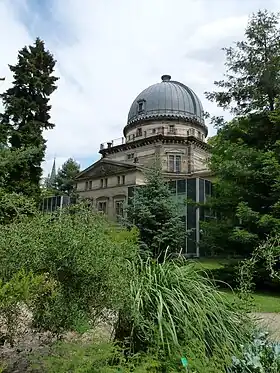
(99, 134, 210, 157)
(123, 115, 208, 137)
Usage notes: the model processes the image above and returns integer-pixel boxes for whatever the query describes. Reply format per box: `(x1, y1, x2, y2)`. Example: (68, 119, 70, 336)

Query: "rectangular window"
(89, 180, 92, 190)
(100, 179, 103, 188)
(122, 175, 125, 184)
(169, 125, 175, 133)
(104, 178, 108, 187)
(136, 128, 142, 137)
(169, 155, 174, 172)
(98, 201, 107, 213)
(85, 181, 89, 190)
(138, 102, 143, 112)
(117, 176, 121, 185)
(152, 128, 156, 134)
(168, 155, 181, 173)
(115, 200, 124, 220)
(127, 153, 134, 160)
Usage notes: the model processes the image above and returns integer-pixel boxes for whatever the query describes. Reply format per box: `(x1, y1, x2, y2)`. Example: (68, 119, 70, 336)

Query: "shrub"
(0, 189, 37, 225)
(0, 203, 138, 333)
(115, 256, 253, 372)
(239, 235, 280, 295)
(0, 270, 55, 346)
(31, 339, 186, 372)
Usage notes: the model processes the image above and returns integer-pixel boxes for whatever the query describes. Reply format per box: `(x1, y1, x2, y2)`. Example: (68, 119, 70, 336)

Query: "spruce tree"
(126, 160, 185, 260)
(0, 38, 58, 198)
(206, 10, 280, 116)
(55, 158, 80, 196)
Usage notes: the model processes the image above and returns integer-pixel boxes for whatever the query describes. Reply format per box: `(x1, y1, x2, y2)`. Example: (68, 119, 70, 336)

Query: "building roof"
(127, 75, 205, 128)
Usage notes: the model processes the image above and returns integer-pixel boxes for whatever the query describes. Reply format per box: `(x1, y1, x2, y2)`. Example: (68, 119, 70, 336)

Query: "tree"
(201, 117, 280, 256)
(126, 161, 185, 260)
(54, 158, 80, 195)
(201, 11, 280, 256)
(0, 38, 58, 198)
(0, 146, 39, 224)
(206, 10, 280, 116)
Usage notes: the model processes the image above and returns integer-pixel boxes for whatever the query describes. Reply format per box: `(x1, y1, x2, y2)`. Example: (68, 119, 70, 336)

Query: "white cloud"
(0, 0, 279, 176)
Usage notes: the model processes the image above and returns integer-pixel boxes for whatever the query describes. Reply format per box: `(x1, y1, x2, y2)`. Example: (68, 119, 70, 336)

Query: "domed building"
(76, 75, 212, 256)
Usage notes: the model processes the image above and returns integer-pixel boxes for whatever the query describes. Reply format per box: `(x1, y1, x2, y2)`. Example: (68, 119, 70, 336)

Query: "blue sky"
(0, 0, 279, 175)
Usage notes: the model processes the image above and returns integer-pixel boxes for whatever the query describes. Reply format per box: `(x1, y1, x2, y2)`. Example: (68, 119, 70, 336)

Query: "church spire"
(49, 157, 56, 184)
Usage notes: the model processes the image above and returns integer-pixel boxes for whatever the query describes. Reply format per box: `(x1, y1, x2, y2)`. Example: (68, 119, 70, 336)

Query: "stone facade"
(75, 75, 212, 256)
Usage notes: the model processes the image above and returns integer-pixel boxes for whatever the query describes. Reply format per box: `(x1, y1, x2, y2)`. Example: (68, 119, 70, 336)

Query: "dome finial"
(161, 74, 171, 82)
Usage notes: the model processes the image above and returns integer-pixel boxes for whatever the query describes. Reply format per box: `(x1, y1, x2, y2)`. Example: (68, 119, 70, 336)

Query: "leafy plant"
(115, 255, 253, 372)
(0, 270, 56, 346)
(0, 203, 138, 333)
(228, 332, 280, 373)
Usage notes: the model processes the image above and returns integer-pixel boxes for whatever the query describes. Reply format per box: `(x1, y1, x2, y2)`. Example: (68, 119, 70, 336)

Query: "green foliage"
(228, 332, 280, 373)
(0, 38, 58, 198)
(205, 10, 280, 116)
(32, 340, 185, 372)
(0, 270, 56, 345)
(0, 189, 37, 224)
(201, 11, 280, 255)
(201, 116, 280, 255)
(239, 235, 280, 295)
(115, 256, 253, 372)
(0, 204, 138, 333)
(126, 161, 185, 259)
(54, 158, 80, 195)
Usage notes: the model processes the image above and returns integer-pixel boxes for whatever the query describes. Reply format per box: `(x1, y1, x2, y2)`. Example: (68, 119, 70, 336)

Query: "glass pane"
(169, 155, 174, 172)
(56, 196, 61, 208)
(187, 178, 196, 202)
(177, 179, 186, 194)
(199, 179, 205, 203)
(175, 155, 181, 172)
(168, 180, 176, 194)
(205, 180, 211, 196)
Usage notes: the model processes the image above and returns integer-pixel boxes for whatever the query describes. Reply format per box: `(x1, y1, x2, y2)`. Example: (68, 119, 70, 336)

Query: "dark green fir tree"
(0, 38, 58, 198)
(126, 159, 185, 260)
(55, 158, 80, 196)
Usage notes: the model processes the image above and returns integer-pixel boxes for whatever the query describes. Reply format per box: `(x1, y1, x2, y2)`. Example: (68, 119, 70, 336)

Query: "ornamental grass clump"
(116, 255, 254, 371)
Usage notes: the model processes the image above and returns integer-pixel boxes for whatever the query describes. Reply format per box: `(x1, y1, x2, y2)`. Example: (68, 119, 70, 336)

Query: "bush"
(31, 340, 181, 372)
(0, 204, 138, 333)
(0, 190, 37, 225)
(0, 270, 55, 346)
(115, 256, 253, 372)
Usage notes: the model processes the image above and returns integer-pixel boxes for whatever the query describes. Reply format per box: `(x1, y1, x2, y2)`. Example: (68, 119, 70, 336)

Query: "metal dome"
(127, 75, 205, 127)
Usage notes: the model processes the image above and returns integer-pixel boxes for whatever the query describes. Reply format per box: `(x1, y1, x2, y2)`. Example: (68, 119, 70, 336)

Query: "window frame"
(168, 154, 182, 173)
(115, 199, 125, 220)
(97, 201, 107, 214)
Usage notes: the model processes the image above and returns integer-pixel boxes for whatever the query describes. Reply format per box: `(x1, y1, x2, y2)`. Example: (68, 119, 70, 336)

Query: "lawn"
(221, 290, 280, 313)
(192, 258, 280, 313)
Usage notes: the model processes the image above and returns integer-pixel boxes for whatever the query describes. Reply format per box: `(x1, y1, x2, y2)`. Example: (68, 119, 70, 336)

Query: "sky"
(0, 0, 279, 176)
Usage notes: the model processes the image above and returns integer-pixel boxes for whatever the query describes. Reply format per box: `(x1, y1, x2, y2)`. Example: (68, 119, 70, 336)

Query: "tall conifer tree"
(0, 38, 58, 198)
